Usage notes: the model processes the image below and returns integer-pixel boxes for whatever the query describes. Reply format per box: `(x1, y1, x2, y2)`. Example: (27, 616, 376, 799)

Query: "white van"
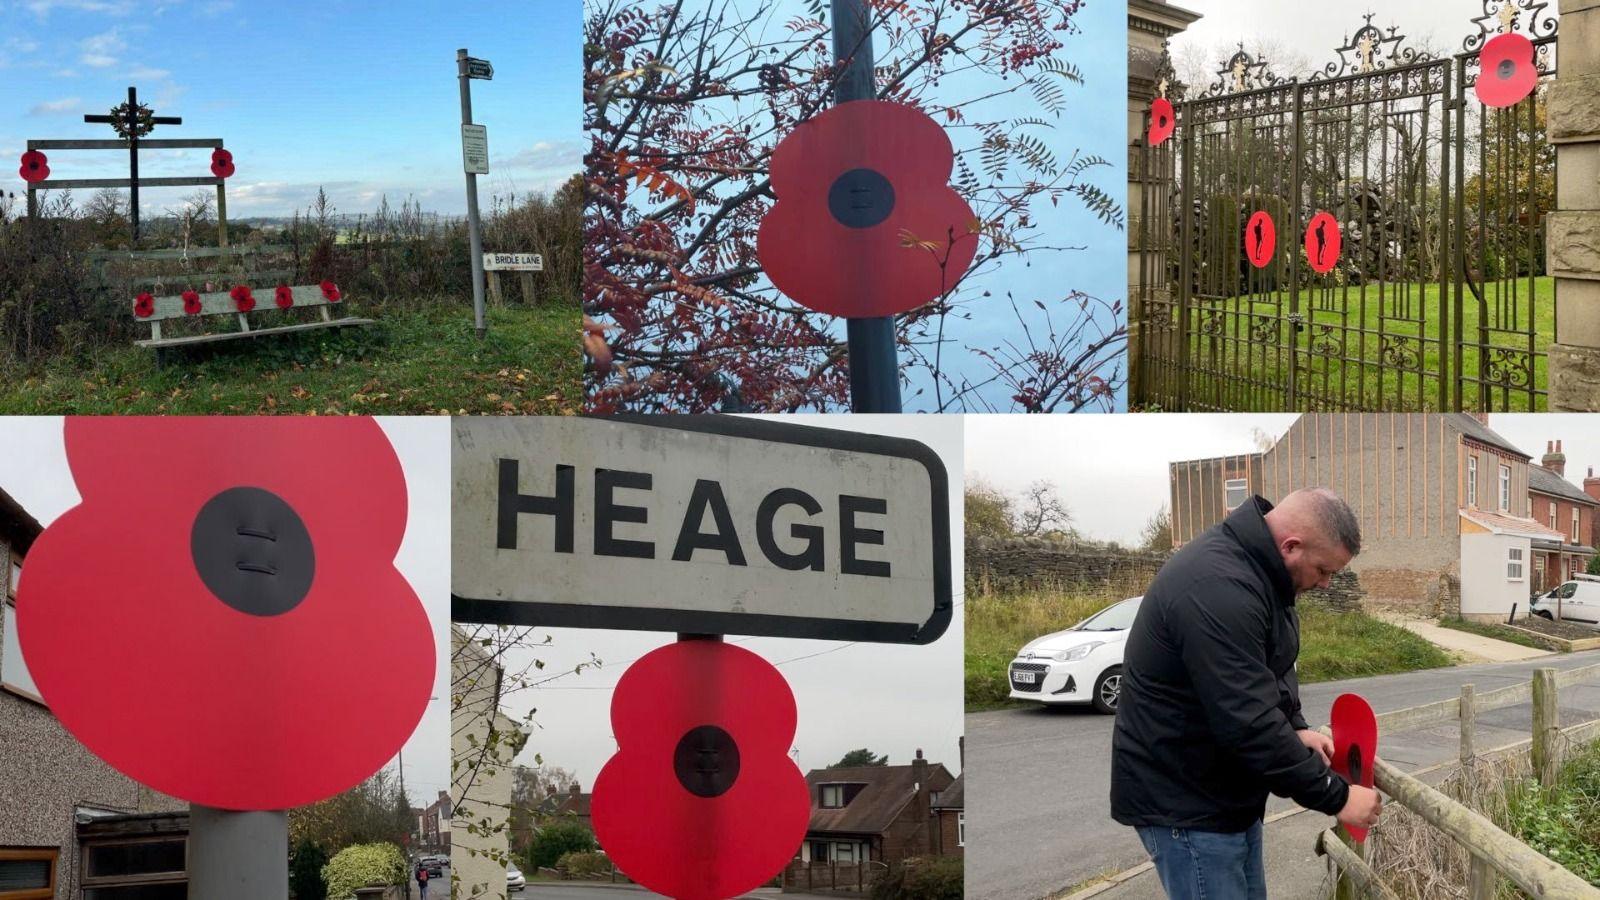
(1529, 573, 1600, 629)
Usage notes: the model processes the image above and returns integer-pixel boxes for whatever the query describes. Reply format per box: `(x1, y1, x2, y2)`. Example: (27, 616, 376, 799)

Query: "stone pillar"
(1547, 0, 1600, 409)
(1127, 0, 1200, 406)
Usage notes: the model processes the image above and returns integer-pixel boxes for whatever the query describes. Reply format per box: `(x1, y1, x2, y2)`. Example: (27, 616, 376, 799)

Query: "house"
(1169, 414, 1595, 622)
(540, 783, 593, 830)
(1527, 441, 1598, 590)
(930, 773, 964, 856)
(796, 750, 955, 866)
(451, 625, 525, 897)
(419, 789, 453, 854)
(0, 485, 188, 900)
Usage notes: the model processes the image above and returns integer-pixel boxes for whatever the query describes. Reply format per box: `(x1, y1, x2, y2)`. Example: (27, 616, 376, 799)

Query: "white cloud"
(25, 0, 137, 17)
(126, 65, 170, 80)
(79, 29, 123, 68)
(28, 97, 81, 116)
(494, 140, 583, 171)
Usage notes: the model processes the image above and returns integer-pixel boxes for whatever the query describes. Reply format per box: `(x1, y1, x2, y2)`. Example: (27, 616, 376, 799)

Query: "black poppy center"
(828, 168, 895, 229)
(1497, 59, 1517, 81)
(674, 724, 740, 798)
(191, 486, 315, 617)
(1159, 114, 1168, 126)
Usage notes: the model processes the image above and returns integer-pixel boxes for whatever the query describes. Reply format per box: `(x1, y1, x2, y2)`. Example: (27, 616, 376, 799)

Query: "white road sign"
(461, 124, 489, 175)
(451, 417, 952, 643)
(483, 252, 543, 272)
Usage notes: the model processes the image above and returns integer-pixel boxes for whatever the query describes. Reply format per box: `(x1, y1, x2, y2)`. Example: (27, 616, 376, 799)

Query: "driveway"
(964, 652, 1600, 900)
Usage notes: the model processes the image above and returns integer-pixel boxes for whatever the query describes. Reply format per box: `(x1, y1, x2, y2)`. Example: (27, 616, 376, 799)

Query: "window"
(834, 843, 855, 863)
(1468, 457, 1478, 507)
(1507, 547, 1525, 582)
(80, 837, 186, 899)
(1574, 508, 1582, 544)
(1, 602, 41, 704)
(1499, 465, 1511, 512)
(0, 848, 57, 900)
(5, 559, 16, 601)
(819, 784, 845, 809)
(810, 842, 829, 863)
(1551, 502, 1558, 531)
(1224, 478, 1247, 511)
(958, 812, 965, 847)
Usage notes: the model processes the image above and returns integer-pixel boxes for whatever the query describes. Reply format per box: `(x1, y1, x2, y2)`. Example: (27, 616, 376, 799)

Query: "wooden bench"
(91, 247, 374, 362)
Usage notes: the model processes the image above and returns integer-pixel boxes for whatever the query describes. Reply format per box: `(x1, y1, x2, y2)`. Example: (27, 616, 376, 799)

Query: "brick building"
(0, 485, 188, 899)
(419, 789, 452, 855)
(796, 750, 955, 866)
(1169, 414, 1595, 621)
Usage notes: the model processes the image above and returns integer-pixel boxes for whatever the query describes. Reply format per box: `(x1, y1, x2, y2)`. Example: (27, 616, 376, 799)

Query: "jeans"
(1135, 821, 1266, 900)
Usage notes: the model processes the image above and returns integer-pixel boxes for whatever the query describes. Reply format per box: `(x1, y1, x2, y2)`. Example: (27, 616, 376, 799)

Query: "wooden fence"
(1316, 663, 1600, 899)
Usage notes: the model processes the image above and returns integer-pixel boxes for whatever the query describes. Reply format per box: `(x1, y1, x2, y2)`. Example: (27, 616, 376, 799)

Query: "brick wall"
(965, 539, 1169, 596)
(935, 811, 962, 856)
(1357, 567, 1456, 616)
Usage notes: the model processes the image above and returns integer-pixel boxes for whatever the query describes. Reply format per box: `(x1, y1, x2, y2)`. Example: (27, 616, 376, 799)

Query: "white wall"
(1460, 533, 1532, 621)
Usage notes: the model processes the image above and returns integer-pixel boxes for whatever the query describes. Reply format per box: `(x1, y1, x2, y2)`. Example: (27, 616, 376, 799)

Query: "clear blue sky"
(1, 0, 579, 218)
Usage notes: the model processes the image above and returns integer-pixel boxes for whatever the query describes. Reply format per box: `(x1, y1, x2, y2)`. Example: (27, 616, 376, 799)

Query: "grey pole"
(189, 805, 287, 898)
(459, 48, 489, 340)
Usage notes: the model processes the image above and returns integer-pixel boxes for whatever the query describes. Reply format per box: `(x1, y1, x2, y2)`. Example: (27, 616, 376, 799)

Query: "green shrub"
(290, 839, 329, 900)
(871, 857, 963, 900)
(556, 851, 612, 877)
(525, 822, 598, 870)
(321, 842, 405, 900)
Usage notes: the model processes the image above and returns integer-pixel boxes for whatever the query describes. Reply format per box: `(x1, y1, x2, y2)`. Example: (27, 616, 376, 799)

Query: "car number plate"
(1013, 670, 1036, 684)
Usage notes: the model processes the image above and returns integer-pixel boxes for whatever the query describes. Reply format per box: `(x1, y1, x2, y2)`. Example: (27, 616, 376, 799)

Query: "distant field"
(0, 303, 579, 415)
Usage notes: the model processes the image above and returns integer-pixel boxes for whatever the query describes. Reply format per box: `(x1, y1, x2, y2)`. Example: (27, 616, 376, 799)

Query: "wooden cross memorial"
(82, 86, 182, 243)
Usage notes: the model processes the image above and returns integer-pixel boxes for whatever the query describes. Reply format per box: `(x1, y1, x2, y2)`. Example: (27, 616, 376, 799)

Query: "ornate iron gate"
(1135, 2, 1558, 411)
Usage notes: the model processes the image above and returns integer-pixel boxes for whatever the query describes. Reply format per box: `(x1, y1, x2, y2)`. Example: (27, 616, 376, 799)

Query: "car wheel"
(1092, 666, 1122, 715)
(1536, 610, 1554, 620)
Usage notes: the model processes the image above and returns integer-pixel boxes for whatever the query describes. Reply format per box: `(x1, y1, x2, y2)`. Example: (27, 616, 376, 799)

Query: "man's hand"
(1298, 728, 1334, 766)
(1336, 785, 1383, 830)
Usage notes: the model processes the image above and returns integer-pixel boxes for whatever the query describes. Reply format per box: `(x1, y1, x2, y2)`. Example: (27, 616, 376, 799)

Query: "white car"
(1008, 596, 1141, 713)
(1530, 575, 1600, 629)
(507, 863, 526, 892)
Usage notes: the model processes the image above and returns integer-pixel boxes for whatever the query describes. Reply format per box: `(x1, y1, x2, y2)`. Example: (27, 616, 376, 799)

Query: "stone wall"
(1548, 0, 1600, 408)
(1300, 570, 1366, 614)
(965, 539, 1169, 596)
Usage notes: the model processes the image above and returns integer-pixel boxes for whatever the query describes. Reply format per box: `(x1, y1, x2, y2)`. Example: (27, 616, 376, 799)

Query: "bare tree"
(1015, 480, 1071, 537)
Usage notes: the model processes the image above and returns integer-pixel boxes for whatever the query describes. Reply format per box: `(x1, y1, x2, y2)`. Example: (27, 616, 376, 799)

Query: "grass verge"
(1437, 615, 1553, 652)
(0, 303, 579, 414)
(966, 590, 1453, 712)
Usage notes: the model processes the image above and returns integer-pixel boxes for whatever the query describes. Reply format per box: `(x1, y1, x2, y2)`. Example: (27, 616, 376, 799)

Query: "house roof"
(931, 773, 963, 810)
(1460, 509, 1565, 540)
(1448, 415, 1528, 459)
(552, 791, 591, 818)
(805, 763, 954, 836)
(1528, 465, 1598, 506)
(0, 484, 42, 558)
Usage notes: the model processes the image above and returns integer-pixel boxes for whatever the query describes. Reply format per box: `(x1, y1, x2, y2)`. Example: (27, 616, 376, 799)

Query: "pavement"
(964, 651, 1600, 900)
(1375, 614, 1550, 663)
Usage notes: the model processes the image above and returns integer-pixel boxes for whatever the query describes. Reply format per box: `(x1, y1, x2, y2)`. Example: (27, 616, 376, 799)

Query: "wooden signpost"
(483, 252, 543, 305)
(23, 86, 231, 248)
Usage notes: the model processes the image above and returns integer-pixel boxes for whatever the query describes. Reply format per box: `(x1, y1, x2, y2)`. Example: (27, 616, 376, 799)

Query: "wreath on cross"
(109, 101, 157, 140)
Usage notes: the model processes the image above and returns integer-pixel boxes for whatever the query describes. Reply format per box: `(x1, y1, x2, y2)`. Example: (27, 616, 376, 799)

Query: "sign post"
(458, 49, 493, 339)
(832, 0, 899, 413)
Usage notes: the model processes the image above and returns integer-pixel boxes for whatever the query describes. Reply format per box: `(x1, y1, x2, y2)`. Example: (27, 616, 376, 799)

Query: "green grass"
(1146, 276, 1553, 411)
(965, 590, 1454, 711)
(0, 303, 580, 414)
(1437, 615, 1552, 652)
(1505, 740, 1600, 884)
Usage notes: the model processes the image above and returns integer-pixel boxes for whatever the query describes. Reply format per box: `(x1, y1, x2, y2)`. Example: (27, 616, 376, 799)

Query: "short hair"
(1304, 488, 1362, 555)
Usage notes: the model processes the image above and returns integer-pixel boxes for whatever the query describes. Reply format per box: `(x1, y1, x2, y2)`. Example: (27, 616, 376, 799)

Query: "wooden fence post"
(1461, 682, 1498, 900)
(1532, 667, 1559, 789)
(1460, 683, 1476, 763)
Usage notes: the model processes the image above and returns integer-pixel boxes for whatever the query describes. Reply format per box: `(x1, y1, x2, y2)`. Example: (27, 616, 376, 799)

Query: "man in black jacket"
(1111, 489, 1382, 899)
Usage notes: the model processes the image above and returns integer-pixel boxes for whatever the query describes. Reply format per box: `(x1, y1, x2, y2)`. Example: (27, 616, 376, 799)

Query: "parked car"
(1530, 574, 1600, 629)
(417, 855, 445, 877)
(507, 863, 526, 892)
(1007, 596, 1141, 713)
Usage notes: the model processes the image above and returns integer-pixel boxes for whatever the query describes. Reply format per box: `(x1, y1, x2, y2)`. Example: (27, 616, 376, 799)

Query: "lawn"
(1437, 615, 1553, 652)
(1149, 276, 1552, 411)
(965, 589, 1453, 712)
(0, 303, 580, 414)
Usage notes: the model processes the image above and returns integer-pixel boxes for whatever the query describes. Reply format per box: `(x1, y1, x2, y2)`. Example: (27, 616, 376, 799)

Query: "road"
(518, 886, 792, 900)
(964, 652, 1600, 900)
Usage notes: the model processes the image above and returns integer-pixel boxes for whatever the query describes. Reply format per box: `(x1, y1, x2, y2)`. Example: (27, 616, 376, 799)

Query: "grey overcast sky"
(492, 415, 965, 788)
(1173, 0, 1536, 84)
(964, 414, 1600, 548)
(0, 417, 450, 810)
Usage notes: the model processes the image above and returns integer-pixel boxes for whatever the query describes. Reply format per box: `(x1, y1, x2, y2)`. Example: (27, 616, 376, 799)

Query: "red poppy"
(1331, 693, 1378, 843)
(231, 285, 256, 312)
(1148, 97, 1175, 147)
(19, 149, 50, 183)
(592, 641, 809, 900)
(320, 281, 342, 303)
(1304, 211, 1341, 274)
(1245, 210, 1277, 269)
(182, 290, 203, 315)
(211, 147, 236, 179)
(133, 292, 155, 319)
(15, 417, 434, 810)
(275, 284, 295, 309)
(1477, 33, 1537, 108)
(756, 100, 978, 319)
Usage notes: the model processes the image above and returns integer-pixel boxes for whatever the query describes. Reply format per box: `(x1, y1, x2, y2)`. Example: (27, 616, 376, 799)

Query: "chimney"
(912, 749, 931, 853)
(1544, 440, 1566, 477)
(1586, 467, 1600, 504)
(570, 782, 581, 796)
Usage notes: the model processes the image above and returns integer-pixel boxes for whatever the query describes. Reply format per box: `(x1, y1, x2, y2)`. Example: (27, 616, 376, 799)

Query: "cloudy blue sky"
(1, 0, 580, 218)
